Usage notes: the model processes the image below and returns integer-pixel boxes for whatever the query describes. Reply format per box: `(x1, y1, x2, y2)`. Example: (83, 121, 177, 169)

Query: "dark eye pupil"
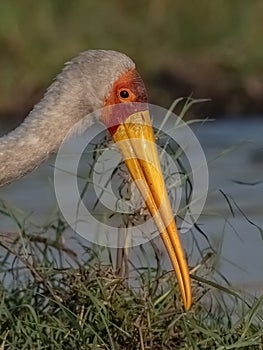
(120, 90, 129, 98)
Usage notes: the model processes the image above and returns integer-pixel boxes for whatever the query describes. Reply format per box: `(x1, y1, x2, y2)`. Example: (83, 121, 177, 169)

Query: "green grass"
(0, 230, 263, 349)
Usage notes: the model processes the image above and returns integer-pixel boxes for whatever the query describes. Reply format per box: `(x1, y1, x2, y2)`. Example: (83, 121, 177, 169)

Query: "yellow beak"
(112, 109, 192, 309)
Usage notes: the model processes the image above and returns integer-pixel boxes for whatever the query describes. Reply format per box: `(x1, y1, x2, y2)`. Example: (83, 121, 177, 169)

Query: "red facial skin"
(101, 69, 148, 135)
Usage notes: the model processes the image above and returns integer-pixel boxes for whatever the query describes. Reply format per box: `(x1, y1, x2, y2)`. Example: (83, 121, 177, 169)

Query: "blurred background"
(1, 0, 263, 129)
(0, 0, 262, 294)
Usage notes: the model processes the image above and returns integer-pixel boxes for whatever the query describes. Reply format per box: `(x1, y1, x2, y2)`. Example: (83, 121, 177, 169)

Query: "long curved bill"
(112, 110, 192, 309)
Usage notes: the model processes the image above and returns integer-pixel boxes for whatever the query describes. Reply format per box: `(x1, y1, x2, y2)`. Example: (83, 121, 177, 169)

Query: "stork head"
(72, 50, 192, 309)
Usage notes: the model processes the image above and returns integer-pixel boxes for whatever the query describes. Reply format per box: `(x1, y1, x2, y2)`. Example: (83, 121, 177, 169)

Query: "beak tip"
(113, 109, 193, 310)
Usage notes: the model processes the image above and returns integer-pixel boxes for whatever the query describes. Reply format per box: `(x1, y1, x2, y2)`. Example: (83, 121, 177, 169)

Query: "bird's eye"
(119, 89, 130, 99)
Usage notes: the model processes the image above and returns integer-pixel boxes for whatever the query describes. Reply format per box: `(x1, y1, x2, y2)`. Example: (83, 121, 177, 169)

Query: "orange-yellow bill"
(112, 109, 192, 310)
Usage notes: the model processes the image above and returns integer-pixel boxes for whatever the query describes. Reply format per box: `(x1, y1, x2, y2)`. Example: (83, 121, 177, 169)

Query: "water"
(192, 118, 263, 294)
(0, 117, 262, 295)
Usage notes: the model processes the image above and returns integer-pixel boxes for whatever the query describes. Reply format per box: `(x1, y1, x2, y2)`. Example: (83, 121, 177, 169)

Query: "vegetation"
(0, 228, 263, 349)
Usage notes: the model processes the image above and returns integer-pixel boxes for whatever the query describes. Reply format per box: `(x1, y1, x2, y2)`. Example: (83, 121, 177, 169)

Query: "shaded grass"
(0, 175, 263, 349)
(0, 237, 263, 349)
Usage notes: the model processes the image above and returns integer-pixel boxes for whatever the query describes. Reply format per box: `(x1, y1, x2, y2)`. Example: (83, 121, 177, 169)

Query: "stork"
(0, 50, 192, 309)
